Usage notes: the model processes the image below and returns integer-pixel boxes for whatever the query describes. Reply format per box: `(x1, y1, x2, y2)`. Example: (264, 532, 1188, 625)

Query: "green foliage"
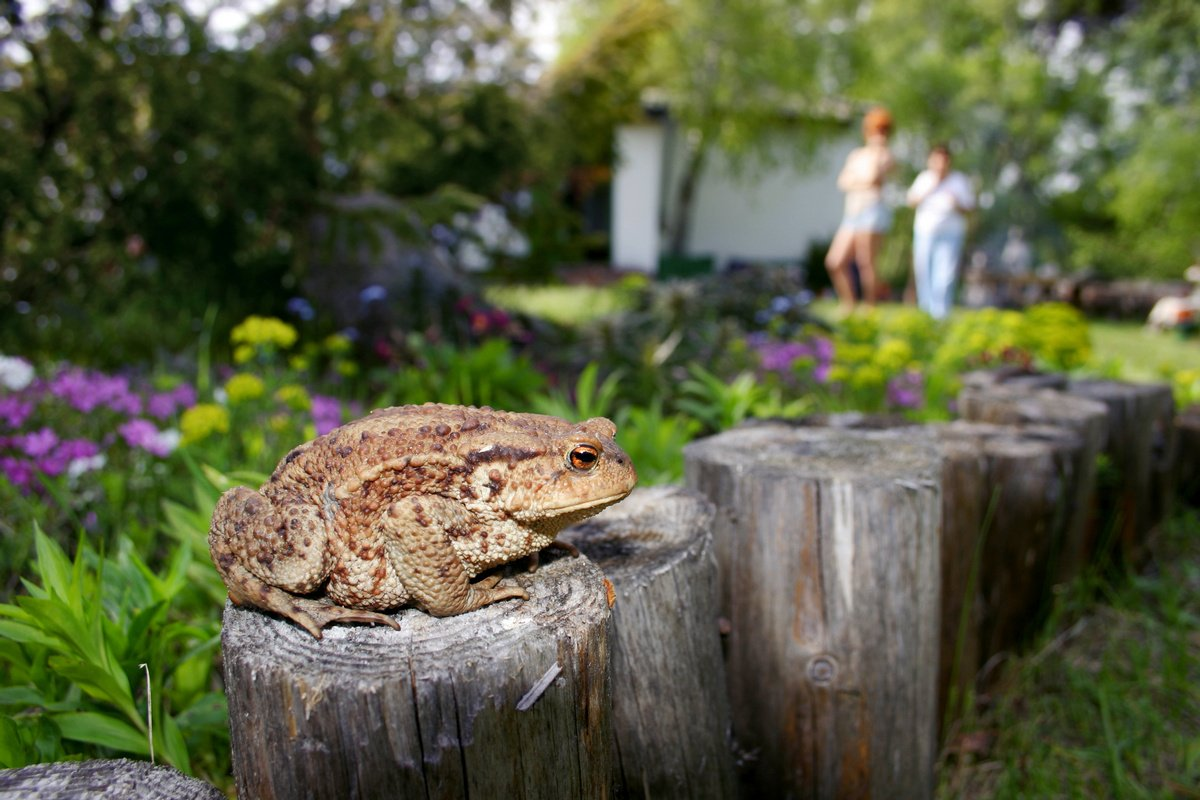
(938, 508, 1200, 797)
(380, 337, 546, 411)
(0, 527, 226, 780)
(677, 365, 811, 433)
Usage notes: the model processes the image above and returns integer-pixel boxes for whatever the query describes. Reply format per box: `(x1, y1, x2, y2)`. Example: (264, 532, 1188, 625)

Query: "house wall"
(612, 121, 857, 273)
(611, 125, 665, 272)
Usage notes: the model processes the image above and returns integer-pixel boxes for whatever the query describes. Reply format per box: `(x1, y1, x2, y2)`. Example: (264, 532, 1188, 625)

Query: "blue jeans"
(913, 226, 966, 320)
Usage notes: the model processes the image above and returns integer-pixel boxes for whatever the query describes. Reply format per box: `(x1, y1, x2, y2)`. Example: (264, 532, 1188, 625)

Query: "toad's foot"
(276, 597, 401, 640)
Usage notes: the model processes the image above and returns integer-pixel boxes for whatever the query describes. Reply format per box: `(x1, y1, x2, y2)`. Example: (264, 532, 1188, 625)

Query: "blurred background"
(2, 0, 1196, 365)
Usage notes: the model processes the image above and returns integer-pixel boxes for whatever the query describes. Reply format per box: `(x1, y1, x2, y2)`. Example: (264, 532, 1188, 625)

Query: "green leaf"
(0, 620, 58, 649)
(52, 712, 149, 757)
(32, 526, 73, 603)
(0, 687, 45, 707)
(0, 716, 28, 768)
(159, 713, 190, 771)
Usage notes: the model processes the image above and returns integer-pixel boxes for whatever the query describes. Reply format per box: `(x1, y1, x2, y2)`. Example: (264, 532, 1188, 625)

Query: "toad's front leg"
(374, 496, 529, 617)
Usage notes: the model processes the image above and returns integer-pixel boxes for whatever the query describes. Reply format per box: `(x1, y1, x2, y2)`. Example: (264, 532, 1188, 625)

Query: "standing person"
(824, 107, 896, 313)
(906, 144, 976, 319)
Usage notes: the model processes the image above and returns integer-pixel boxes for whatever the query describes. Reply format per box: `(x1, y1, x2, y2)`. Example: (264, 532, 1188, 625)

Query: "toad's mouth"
(516, 488, 636, 520)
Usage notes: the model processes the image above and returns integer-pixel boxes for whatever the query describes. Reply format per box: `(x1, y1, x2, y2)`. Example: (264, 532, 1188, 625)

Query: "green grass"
(1088, 320, 1200, 382)
(937, 507, 1200, 798)
(484, 279, 644, 327)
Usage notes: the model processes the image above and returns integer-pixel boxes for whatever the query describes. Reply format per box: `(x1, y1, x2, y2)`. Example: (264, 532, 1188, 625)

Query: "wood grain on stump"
(684, 426, 941, 800)
(957, 384, 1107, 581)
(0, 759, 222, 799)
(1067, 379, 1177, 562)
(220, 555, 614, 800)
(561, 486, 737, 800)
(1177, 409, 1200, 506)
(933, 422, 1086, 707)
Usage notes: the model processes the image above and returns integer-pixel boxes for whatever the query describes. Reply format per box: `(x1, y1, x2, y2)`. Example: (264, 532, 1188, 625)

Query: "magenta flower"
(19, 427, 59, 458)
(886, 370, 926, 410)
(0, 397, 34, 428)
(118, 419, 174, 457)
(147, 384, 197, 419)
(1, 456, 35, 490)
(312, 395, 344, 435)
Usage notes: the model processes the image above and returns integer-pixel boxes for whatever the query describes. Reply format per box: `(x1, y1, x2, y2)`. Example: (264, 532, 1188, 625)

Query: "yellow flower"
(268, 413, 292, 433)
(274, 384, 312, 412)
(180, 404, 230, 445)
(233, 345, 255, 365)
(225, 373, 266, 403)
(230, 316, 298, 350)
(873, 338, 913, 373)
(324, 333, 353, 354)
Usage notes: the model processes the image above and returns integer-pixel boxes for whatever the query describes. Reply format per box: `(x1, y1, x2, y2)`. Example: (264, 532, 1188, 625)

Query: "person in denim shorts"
(825, 107, 896, 313)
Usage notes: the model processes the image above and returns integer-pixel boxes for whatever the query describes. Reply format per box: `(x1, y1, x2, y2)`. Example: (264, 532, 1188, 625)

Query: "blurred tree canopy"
(0, 0, 562, 364)
(550, 0, 1198, 277)
(1, 0, 1197, 368)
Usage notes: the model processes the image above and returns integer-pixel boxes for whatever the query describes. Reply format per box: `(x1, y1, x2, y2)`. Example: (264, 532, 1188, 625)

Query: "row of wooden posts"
(3, 371, 1194, 799)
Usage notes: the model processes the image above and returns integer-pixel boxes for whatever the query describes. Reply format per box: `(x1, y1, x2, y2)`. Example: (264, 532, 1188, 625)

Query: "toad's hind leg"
(382, 497, 529, 617)
(209, 486, 400, 639)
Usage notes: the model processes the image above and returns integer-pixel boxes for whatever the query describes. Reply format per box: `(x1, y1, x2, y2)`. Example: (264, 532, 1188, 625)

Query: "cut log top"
(221, 553, 609, 682)
(562, 485, 715, 587)
(685, 424, 941, 483)
(937, 419, 1083, 455)
(0, 759, 222, 800)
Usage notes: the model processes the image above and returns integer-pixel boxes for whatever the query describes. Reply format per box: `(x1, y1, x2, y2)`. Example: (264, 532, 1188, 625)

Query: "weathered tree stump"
(0, 759, 222, 799)
(959, 367, 1069, 393)
(220, 555, 614, 800)
(933, 422, 1086, 700)
(1177, 408, 1200, 506)
(561, 486, 737, 800)
(957, 384, 1108, 580)
(1066, 379, 1177, 563)
(684, 426, 941, 800)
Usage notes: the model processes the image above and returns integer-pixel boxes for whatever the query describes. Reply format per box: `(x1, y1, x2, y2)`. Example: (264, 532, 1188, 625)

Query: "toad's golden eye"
(568, 443, 599, 471)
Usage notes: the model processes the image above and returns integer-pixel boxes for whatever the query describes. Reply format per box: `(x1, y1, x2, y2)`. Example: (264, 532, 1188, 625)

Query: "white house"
(611, 120, 857, 274)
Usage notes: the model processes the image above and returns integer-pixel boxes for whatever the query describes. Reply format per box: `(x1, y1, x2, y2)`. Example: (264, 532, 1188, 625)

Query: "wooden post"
(1177, 408, 1200, 506)
(684, 426, 941, 799)
(561, 486, 738, 800)
(934, 422, 1086, 692)
(1066, 379, 1177, 564)
(957, 384, 1108, 580)
(220, 556, 614, 800)
(0, 759, 222, 799)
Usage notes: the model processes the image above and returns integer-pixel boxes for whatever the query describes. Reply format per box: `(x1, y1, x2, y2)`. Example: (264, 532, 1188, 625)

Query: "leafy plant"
(0, 527, 226, 781)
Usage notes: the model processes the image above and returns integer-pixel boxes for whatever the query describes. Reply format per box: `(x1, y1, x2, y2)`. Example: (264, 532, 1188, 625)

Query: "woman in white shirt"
(906, 144, 975, 319)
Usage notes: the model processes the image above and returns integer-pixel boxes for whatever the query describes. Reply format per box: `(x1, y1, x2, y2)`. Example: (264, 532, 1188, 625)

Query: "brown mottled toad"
(209, 403, 637, 638)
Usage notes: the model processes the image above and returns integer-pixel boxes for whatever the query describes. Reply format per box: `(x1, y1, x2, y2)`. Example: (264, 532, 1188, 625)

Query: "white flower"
(157, 428, 182, 454)
(0, 355, 34, 391)
(67, 454, 107, 481)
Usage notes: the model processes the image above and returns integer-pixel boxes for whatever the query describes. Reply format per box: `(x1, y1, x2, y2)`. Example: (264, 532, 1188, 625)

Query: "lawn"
(1089, 319, 1200, 382)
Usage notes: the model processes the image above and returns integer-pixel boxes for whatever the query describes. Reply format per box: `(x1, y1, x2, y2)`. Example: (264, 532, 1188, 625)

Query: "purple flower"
(146, 384, 196, 419)
(48, 369, 141, 415)
(886, 370, 926, 410)
(0, 397, 34, 428)
(757, 341, 812, 373)
(1, 456, 35, 490)
(119, 419, 175, 457)
(19, 427, 59, 458)
(312, 395, 343, 436)
(812, 336, 835, 364)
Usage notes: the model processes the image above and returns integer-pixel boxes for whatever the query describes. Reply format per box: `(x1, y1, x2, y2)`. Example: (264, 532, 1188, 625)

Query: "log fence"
(9, 372, 1186, 799)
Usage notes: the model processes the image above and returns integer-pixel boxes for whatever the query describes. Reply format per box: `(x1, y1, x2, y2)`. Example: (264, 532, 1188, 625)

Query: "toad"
(209, 403, 637, 638)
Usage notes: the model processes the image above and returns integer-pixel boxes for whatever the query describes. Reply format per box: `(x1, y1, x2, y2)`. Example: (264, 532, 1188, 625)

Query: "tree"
(551, 0, 860, 257)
